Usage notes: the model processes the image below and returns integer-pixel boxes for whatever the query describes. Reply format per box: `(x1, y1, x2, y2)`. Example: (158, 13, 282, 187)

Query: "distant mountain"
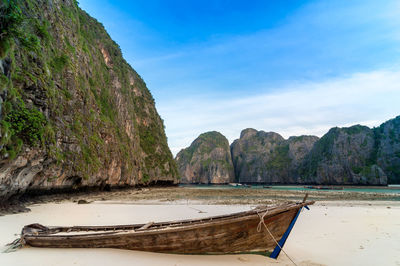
(176, 116, 400, 185)
(176, 131, 234, 184)
(230, 129, 318, 184)
(299, 125, 386, 185)
(375, 116, 400, 183)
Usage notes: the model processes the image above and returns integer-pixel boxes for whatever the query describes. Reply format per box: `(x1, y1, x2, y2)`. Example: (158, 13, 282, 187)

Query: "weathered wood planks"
(21, 201, 314, 254)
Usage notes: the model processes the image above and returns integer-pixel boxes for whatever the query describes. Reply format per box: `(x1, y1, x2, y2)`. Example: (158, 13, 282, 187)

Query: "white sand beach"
(0, 201, 399, 266)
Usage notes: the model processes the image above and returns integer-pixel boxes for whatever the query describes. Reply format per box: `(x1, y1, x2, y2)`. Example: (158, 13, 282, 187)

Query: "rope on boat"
(3, 238, 23, 253)
(257, 210, 298, 266)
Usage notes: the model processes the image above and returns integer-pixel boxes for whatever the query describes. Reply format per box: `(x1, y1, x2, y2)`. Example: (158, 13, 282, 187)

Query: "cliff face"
(177, 116, 400, 185)
(376, 116, 400, 184)
(287, 135, 320, 178)
(231, 129, 318, 183)
(231, 129, 286, 183)
(300, 125, 387, 185)
(175, 131, 234, 184)
(0, 0, 178, 200)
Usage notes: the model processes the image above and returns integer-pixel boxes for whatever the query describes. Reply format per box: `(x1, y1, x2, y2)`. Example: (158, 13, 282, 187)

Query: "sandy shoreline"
(0, 198, 399, 266)
(2, 185, 399, 216)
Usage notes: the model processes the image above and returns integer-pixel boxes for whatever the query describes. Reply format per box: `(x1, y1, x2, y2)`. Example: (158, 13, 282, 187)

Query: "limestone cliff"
(179, 115, 400, 185)
(300, 125, 387, 185)
(287, 135, 320, 178)
(175, 131, 234, 184)
(376, 116, 400, 184)
(231, 129, 318, 183)
(0, 0, 178, 200)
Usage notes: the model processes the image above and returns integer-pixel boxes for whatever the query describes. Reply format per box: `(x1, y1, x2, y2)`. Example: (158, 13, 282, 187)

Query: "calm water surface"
(179, 184, 400, 194)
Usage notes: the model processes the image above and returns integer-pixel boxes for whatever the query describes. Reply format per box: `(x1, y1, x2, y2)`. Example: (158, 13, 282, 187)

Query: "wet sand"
(2, 185, 399, 217)
(1, 199, 399, 266)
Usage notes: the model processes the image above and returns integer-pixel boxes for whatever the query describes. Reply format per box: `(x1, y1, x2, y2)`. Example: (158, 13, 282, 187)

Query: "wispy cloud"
(136, 0, 400, 101)
(160, 69, 400, 155)
(80, 0, 400, 157)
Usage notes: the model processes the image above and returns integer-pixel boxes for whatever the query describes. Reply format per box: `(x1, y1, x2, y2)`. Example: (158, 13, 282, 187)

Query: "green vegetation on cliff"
(300, 128, 337, 178)
(0, 0, 177, 200)
(375, 116, 400, 183)
(1, 0, 48, 159)
(183, 122, 398, 185)
(179, 131, 229, 164)
(266, 144, 292, 170)
(176, 131, 234, 184)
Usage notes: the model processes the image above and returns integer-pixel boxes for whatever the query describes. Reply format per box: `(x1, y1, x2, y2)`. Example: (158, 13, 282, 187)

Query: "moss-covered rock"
(175, 131, 234, 184)
(376, 116, 400, 184)
(300, 125, 387, 185)
(231, 129, 318, 183)
(0, 0, 178, 200)
(180, 116, 399, 185)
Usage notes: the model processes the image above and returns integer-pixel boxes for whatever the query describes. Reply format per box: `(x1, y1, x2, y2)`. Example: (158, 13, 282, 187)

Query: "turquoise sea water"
(179, 184, 400, 194)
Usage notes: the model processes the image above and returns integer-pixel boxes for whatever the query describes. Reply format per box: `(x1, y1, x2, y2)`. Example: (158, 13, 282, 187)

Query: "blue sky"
(80, 0, 400, 155)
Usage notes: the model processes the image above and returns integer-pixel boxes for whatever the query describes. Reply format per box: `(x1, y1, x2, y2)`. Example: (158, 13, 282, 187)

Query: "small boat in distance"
(18, 197, 314, 258)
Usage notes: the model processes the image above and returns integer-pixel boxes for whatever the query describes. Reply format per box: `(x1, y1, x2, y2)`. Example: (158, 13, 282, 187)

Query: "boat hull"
(22, 202, 312, 254)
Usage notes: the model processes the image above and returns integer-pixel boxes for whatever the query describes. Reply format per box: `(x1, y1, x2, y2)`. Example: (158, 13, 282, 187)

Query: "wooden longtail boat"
(19, 200, 314, 257)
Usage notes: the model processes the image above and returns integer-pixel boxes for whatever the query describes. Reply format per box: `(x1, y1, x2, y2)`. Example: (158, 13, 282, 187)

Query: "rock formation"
(300, 125, 387, 185)
(0, 0, 178, 201)
(376, 116, 400, 184)
(176, 131, 234, 184)
(177, 116, 400, 185)
(231, 129, 318, 183)
(286, 135, 320, 178)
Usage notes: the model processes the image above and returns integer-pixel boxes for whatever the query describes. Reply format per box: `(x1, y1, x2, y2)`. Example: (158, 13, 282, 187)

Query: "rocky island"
(176, 131, 234, 184)
(177, 116, 400, 185)
(231, 129, 318, 184)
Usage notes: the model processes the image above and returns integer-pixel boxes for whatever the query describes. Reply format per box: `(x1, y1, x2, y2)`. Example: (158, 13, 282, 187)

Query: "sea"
(179, 184, 400, 194)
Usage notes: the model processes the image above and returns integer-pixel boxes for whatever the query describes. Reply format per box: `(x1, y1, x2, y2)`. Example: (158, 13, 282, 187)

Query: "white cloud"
(159, 69, 400, 156)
